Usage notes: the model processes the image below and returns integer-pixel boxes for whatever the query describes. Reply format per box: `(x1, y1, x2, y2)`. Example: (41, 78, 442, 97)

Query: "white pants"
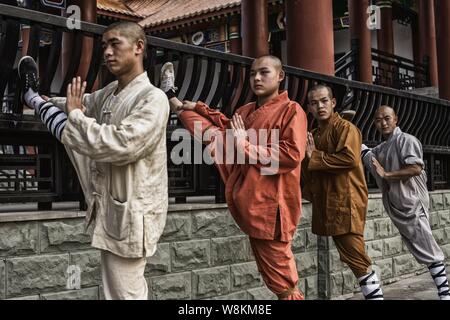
(101, 250, 148, 300)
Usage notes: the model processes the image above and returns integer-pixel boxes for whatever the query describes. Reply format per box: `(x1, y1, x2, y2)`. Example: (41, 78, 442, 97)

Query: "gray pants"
(399, 209, 444, 265)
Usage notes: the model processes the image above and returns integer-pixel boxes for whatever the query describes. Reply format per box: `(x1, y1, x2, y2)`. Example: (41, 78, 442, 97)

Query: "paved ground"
(348, 271, 441, 300)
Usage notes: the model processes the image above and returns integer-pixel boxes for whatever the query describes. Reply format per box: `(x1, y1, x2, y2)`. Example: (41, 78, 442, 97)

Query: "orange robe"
(178, 91, 307, 299)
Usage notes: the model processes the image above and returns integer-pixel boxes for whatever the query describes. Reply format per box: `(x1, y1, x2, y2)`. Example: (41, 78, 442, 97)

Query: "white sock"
(358, 271, 384, 300)
(24, 88, 45, 110)
(428, 262, 450, 300)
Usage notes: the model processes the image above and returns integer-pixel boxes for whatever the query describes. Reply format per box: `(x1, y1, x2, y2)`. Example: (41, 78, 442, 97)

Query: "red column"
(286, 0, 334, 75)
(241, 0, 269, 58)
(435, 0, 450, 100)
(78, 0, 97, 79)
(349, 0, 373, 83)
(62, 0, 97, 81)
(376, 0, 394, 55)
(228, 16, 242, 55)
(418, 0, 438, 86)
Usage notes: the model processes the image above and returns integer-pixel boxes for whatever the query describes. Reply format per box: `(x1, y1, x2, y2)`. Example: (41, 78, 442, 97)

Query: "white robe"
(49, 72, 170, 258)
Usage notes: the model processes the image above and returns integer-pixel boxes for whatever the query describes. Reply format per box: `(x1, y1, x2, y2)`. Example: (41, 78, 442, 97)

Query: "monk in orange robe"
(160, 55, 307, 300)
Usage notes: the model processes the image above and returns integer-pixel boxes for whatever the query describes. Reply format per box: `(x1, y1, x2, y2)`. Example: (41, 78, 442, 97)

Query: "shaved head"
(252, 55, 283, 71)
(375, 105, 397, 118)
(374, 105, 398, 138)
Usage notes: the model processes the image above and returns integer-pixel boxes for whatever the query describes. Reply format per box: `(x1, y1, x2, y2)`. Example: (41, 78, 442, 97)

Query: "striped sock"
(36, 101, 67, 142)
(24, 88, 45, 110)
(358, 270, 384, 300)
(428, 262, 450, 300)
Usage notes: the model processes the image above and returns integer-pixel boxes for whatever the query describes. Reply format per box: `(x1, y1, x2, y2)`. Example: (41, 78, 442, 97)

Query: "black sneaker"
(17, 55, 39, 106)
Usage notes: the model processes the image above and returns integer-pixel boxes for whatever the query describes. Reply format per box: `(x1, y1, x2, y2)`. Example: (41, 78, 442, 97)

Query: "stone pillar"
(349, 0, 373, 83)
(241, 0, 269, 58)
(228, 16, 242, 55)
(285, 0, 334, 75)
(418, 0, 438, 87)
(435, 0, 450, 100)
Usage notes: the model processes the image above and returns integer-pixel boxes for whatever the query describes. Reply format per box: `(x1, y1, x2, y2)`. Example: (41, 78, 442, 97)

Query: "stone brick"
(374, 258, 393, 280)
(41, 287, 99, 300)
(70, 251, 101, 287)
(6, 254, 69, 297)
(298, 278, 306, 296)
(440, 244, 450, 264)
(299, 203, 312, 227)
(342, 269, 357, 295)
(99, 285, 105, 300)
(432, 229, 447, 246)
(390, 223, 400, 236)
(363, 220, 375, 241)
(365, 240, 383, 258)
(40, 219, 91, 253)
(295, 251, 318, 277)
(291, 229, 305, 253)
(305, 230, 317, 250)
(0, 222, 38, 257)
(161, 213, 191, 242)
(230, 262, 261, 292)
(430, 212, 440, 229)
(149, 272, 191, 300)
(305, 275, 318, 299)
(193, 266, 230, 299)
(247, 286, 277, 300)
(438, 211, 450, 227)
(367, 199, 383, 218)
(208, 291, 248, 300)
(145, 243, 170, 277)
(330, 272, 343, 297)
(393, 254, 417, 277)
(444, 193, 450, 210)
(0, 260, 4, 299)
(329, 249, 345, 273)
(211, 236, 249, 266)
(431, 194, 444, 211)
(6, 295, 40, 300)
(171, 240, 210, 272)
(383, 236, 403, 257)
(373, 218, 392, 239)
(191, 210, 240, 238)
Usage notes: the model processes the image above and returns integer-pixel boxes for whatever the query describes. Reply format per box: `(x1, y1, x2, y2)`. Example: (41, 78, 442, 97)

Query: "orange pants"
(332, 233, 372, 278)
(249, 237, 304, 300)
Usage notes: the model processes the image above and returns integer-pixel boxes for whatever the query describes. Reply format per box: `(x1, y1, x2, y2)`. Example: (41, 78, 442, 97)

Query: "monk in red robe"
(160, 55, 307, 300)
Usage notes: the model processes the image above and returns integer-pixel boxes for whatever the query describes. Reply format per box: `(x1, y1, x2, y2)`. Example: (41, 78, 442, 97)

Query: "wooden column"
(285, 0, 334, 75)
(435, 0, 450, 100)
(349, 0, 373, 83)
(418, 0, 438, 86)
(228, 15, 242, 55)
(241, 0, 269, 58)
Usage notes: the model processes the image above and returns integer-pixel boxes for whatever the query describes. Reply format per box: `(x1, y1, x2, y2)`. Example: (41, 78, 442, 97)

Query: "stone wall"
(0, 191, 449, 300)
(0, 202, 318, 300)
(324, 191, 450, 299)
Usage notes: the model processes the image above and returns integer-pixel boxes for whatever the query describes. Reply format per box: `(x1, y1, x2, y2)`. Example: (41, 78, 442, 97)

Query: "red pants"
(249, 237, 304, 300)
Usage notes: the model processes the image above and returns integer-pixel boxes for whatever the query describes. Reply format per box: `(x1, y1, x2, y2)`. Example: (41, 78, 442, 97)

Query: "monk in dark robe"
(302, 84, 384, 300)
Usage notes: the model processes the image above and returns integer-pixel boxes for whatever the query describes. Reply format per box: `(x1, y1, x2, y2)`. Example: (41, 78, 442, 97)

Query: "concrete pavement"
(348, 271, 442, 300)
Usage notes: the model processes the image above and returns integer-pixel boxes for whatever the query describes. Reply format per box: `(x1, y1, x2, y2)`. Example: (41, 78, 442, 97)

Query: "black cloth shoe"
(17, 55, 39, 105)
